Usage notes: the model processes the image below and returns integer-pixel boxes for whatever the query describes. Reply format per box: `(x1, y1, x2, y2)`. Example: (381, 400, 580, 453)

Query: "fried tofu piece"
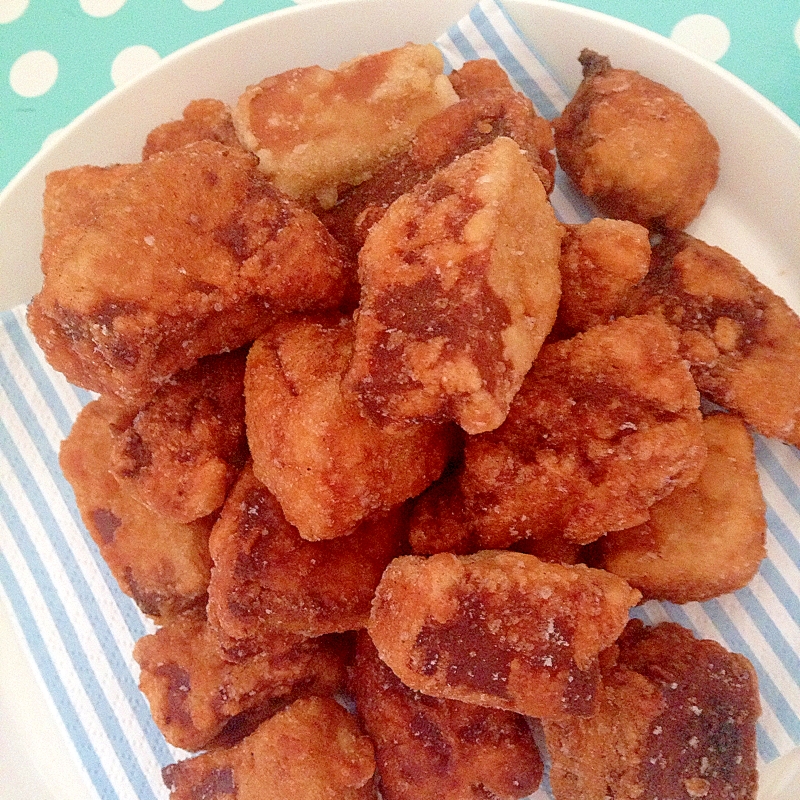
(556, 217, 651, 335)
(598, 413, 766, 603)
(59, 398, 212, 619)
(320, 86, 557, 258)
(543, 620, 760, 800)
(162, 696, 377, 800)
(207, 463, 404, 647)
(142, 99, 241, 159)
(134, 612, 347, 751)
(554, 50, 719, 230)
(28, 141, 349, 403)
(624, 231, 800, 447)
(109, 349, 247, 523)
(245, 315, 454, 541)
(232, 43, 458, 208)
(351, 632, 543, 800)
(455, 315, 706, 547)
(368, 551, 640, 719)
(345, 137, 563, 435)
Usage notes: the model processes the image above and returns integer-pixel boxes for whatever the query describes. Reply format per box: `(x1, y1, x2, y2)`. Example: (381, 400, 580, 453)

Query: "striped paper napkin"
(1, 1, 798, 798)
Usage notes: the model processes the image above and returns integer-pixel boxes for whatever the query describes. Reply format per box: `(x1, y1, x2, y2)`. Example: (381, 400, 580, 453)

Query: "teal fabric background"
(1, 0, 798, 192)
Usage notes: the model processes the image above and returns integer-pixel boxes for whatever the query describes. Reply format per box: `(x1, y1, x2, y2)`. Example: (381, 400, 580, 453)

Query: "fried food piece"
(351, 632, 543, 800)
(109, 349, 247, 523)
(134, 611, 347, 751)
(543, 620, 760, 800)
(59, 398, 212, 619)
(232, 43, 458, 208)
(556, 217, 650, 335)
(554, 50, 719, 230)
(345, 137, 563, 434)
(245, 315, 454, 541)
(142, 99, 241, 159)
(368, 551, 640, 719)
(598, 413, 766, 603)
(28, 141, 349, 403)
(623, 231, 800, 447)
(162, 696, 377, 800)
(448, 58, 514, 97)
(320, 86, 556, 258)
(207, 463, 404, 648)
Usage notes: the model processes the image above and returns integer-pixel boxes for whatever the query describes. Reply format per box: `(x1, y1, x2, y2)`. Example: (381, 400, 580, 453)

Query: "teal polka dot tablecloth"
(1, 0, 798, 193)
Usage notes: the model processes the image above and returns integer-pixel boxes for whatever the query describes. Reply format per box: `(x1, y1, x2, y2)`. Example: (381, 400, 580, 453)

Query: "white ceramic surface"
(0, 0, 798, 797)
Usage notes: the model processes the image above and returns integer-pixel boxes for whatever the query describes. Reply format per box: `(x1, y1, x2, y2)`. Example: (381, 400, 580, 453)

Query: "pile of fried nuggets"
(28, 41, 800, 800)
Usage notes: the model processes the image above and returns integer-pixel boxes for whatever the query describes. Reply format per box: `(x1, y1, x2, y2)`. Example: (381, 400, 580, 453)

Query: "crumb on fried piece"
(245, 314, 455, 541)
(351, 631, 543, 800)
(368, 551, 640, 719)
(232, 43, 458, 208)
(345, 136, 563, 435)
(59, 398, 213, 619)
(553, 49, 719, 230)
(162, 696, 377, 800)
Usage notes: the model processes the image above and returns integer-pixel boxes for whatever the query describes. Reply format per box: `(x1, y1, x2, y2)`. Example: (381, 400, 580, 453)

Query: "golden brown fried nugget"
(554, 50, 719, 230)
(320, 86, 557, 259)
(368, 551, 640, 719)
(245, 315, 454, 541)
(28, 141, 349, 403)
(598, 413, 766, 603)
(109, 349, 247, 523)
(233, 43, 458, 208)
(162, 696, 377, 800)
(351, 632, 543, 800)
(448, 58, 514, 97)
(142, 99, 241, 159)
(466, 315, 705, 546)
(59, 399, 212, 619)
(624, 231, 800, 447)
(134, 612, 347, 751)
(207, 463, 404, 647)
(556, 217, 650, 335)
(345, 137, 563, 434)
(544, 621, 760, 800)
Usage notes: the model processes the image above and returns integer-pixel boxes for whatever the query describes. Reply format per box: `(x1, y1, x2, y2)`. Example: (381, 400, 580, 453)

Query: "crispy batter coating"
(351, 632, 543, 800)
(598, 413, 766, 602)
(232, 43, 458, 208)
(320, 86, 557, 258)
(345, 137, 563, 434)
(448, 58, 514, 97)
(162, 696, 377, 800)
(142, 99, 241, 159)
(544, 621, 760, 800)
(59, 398, 212, 619)
(109, 349, 247, 523)
(134, 612, 347, 751)
(207, 463, 404, 646)
(553, 50, 719, 230)
(623, 231, 800, 447)
(368, 551, 640, 719)
(28, 141, 349, 402)
(556, 217, 650, 335)
(245, 315, 454, 541)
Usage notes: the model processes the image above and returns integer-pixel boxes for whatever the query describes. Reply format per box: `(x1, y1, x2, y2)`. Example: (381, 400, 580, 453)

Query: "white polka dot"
(671, 14, 730, 62)
(0, 0, 29, 24)
(182, 0, 225, 10)
(80, 0, 126, 17)
(111, 45, 160, 87)
(9, 50, 58, 98)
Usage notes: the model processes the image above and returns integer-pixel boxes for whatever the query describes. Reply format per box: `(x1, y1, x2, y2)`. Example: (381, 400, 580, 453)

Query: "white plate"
(0, 1, 798, 798)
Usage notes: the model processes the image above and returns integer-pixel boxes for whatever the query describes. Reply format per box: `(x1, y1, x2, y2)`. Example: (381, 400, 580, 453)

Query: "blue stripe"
(755, 435, 800, 522)
(0, 351, 148, 637)
(468, 3, 560, 120)
(764, 507, 800, 577)
(0, 552, 113, 800)
(444, 23, 481, 63)
(0, 420, 171, 786)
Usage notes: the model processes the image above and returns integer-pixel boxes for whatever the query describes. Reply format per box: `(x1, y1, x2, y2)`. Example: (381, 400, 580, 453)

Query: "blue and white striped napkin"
(1, 1, 798, 798)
